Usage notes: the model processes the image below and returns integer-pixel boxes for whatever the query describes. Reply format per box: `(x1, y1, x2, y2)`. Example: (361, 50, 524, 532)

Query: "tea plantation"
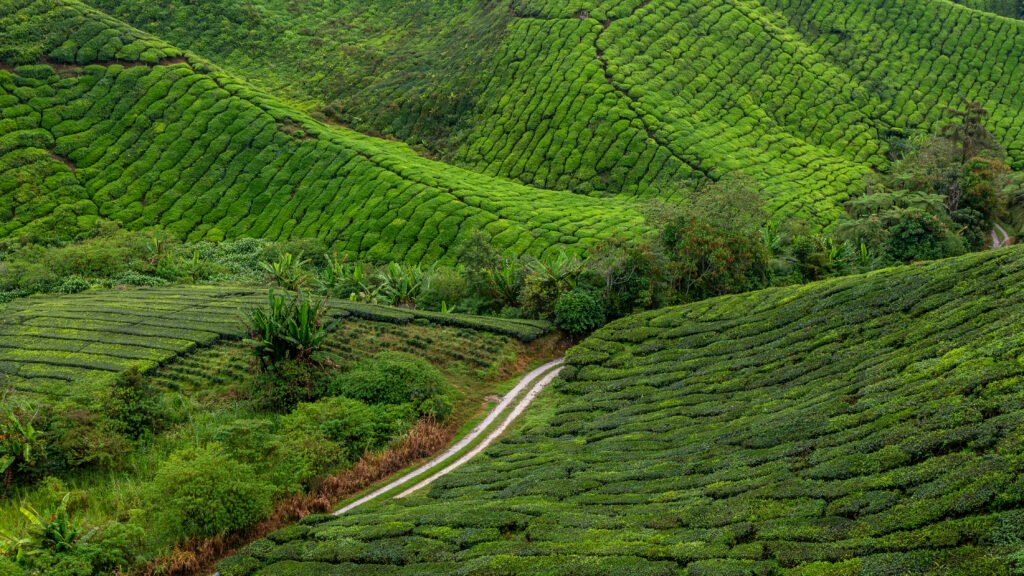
(0, 285, 550, 403)
(222, 245, 1024, 575)
(79, 0, 1024, 225)
(0, 0, 643, 258)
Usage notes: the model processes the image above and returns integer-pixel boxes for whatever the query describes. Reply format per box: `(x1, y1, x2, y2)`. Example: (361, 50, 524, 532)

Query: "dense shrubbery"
(553, 290, 606, 338)
(837, 102, 1012, 263)
(146, 444, 275, 539)
(330, 352, 455, 419)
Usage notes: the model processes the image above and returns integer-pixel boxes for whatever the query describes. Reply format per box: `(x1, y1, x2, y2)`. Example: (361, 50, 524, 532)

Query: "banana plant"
(261, 252, 310, 291)
(376, 262, 427, 308)
(1, 403, 39, 489)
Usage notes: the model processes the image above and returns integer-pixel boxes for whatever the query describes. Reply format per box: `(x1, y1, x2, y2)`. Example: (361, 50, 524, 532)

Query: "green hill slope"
(85, 0, 1024, 226)
(0, 285, 550, 403)
(0, 0, 642, 259)
(222, 246, 1024, 575)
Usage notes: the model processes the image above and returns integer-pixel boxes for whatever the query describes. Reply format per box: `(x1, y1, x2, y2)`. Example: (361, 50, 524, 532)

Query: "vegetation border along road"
(334, 358, 564, 514)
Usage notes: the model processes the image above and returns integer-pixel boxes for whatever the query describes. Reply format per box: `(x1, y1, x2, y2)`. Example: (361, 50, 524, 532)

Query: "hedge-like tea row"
(223, 246, 1024, 575)
(11, 0, 1024, 234)
(0, 286, 551, 403)
(0, 0, 643, 259)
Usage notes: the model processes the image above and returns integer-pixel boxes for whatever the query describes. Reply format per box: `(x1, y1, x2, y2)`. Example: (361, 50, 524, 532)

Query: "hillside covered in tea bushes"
(0, 0, 643, 258)
(84, 0, 1024, 225)
(223, 245, 1024, 575)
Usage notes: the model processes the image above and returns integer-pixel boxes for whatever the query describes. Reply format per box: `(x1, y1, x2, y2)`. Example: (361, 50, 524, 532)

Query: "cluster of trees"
(837, 100, 1012, 263)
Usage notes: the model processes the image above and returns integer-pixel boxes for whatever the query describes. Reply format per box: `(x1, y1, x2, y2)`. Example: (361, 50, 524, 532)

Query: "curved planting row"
(223, 246, 1024, 575)
(58, 0, 1024, 229)
(457, 0, 1024, 223)
(0, 286, 551, 403)
(0, 0, 643, 259)
(763, 0, 1024, 165)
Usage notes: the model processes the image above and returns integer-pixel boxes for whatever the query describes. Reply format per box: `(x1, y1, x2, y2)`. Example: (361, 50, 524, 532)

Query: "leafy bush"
(146, 444, 274, 540)
(106, 368, 162, 440)
(0, 403, 41, 490)
(330, 352, 454, 419)
(279, 397, 414, 468)
(249, 360, 331, 413)
(554, 289, 607, 338)
(55, 276, 90, 295)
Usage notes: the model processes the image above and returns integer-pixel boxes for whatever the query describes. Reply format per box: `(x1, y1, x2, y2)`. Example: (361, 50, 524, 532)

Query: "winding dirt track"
(992, 223, 1012, 248)
(334, 358, 564, 514)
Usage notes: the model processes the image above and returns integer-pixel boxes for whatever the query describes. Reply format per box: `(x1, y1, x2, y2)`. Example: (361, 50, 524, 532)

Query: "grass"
(222, 245, 1024, 575)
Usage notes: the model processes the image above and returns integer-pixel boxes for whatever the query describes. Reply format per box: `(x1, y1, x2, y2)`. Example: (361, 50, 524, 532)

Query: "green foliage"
(249, 360, 331, 414)
(228, 246, 1024, 574)
(838, 103, 1009, 263)
(261, 253, 309, 291)
(146, 444, 274, 540)
(657, 177, 771, 300)
(244, 290, 334, 366)
(0, 1, 641, 261)
(376, 262, 427, 308)
(277, 397, 414, 479)
(330, 352, 454, 419)
(0, 403, 40, 490)
(105, 368, 161, 440)
(554, 289, 606, 338)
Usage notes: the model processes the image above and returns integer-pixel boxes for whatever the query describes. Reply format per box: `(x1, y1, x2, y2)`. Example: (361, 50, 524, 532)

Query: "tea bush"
(0, 1, 642, 259)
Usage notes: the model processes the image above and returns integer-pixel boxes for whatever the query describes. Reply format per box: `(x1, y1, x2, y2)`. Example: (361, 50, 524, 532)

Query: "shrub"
(55, 276, 90, 294)
(0, 403, 42, 490)
(106, 368, 162, 440)
(269, 397, 414, 490)
(146, 444, 274, 540)
(45, 409, 128, 471)
(419, 266, 469, 312)
(250, 360, 331, 413)
(330, 352, 454, 419)
(554, 289, 607, 338)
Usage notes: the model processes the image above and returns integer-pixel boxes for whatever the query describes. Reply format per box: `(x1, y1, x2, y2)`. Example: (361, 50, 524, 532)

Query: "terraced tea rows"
(222, 246, 1024, 575)
(0, 286, 551, 403)
(89, 0, 1024, 227)
(0, 0, 642, 258)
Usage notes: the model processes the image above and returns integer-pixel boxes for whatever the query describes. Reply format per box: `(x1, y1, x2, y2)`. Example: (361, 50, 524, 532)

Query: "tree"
(554, 289, 607, 338)
(656, 175, 770, 301)
(940, 99, 1003, 212)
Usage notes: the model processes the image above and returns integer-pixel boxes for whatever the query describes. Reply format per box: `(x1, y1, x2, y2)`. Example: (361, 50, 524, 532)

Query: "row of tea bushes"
(223, 246, 1024, 575)
(0, 0, 643, 258)
(0, 286, 551, 404)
